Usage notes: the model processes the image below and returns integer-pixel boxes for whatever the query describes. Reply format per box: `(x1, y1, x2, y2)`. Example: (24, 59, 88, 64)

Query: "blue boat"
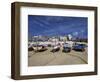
(73, 43, 87, 51)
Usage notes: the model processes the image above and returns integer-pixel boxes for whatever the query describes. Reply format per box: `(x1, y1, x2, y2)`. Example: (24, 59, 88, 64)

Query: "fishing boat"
(51, 44, 60, 53)
(28, 43, 34, 51)
(62, 43, 71, 52)
(33, 44, 47, 52)
(37, 45, 48, 52)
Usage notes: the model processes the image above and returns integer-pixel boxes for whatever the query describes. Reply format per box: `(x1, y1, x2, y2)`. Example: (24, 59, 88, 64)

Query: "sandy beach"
(28, 47, 88, 66)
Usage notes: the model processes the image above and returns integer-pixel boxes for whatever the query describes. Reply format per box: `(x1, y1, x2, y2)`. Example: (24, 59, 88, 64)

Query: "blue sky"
(28, 15, 88, 39)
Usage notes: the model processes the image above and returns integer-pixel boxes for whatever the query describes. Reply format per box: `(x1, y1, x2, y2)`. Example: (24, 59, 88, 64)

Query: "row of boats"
(28, 42, 87, 53)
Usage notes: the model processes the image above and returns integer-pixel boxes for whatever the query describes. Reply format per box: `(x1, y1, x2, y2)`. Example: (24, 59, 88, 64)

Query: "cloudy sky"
(28, 15, 88, 39)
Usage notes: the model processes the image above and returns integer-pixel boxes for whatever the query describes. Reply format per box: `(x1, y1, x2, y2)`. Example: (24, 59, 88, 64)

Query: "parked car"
(62, 43, 71, 52)
(73, 43, 87, 51)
